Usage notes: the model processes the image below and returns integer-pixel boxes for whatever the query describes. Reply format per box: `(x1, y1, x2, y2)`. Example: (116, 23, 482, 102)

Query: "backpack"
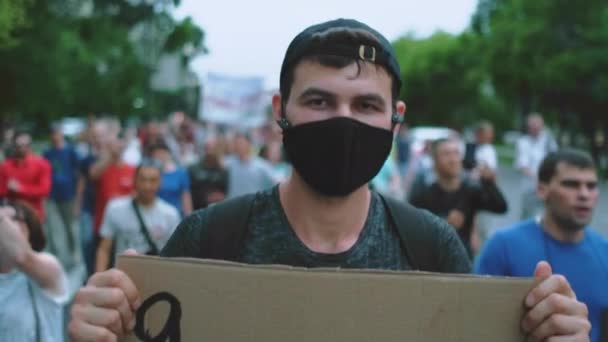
(196, 193, 443, 272)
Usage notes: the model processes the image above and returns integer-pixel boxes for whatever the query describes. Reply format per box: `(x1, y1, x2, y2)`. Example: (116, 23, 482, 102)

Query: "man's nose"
(335, 104, 352, 118)
(577, 184, 593, 200)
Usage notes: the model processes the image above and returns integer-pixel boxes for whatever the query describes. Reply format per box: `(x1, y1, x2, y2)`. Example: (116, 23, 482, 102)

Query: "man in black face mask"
(69, 19, 591, 342)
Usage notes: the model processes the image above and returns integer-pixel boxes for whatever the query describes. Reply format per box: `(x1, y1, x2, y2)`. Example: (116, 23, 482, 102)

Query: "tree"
(0, 0, 31, 47)
(393, 31, 507, 132)
(0, 0, 206, 130)
(472, 0, 608, 160)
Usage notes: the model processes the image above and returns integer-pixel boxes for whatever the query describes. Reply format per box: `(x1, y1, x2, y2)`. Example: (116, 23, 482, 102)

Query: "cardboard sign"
(117, 255, 534, 342)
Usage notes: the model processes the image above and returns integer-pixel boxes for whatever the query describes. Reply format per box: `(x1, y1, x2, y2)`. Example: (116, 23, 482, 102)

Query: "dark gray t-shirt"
(161, 186, 471, 273)
(241, 186, 410, 270)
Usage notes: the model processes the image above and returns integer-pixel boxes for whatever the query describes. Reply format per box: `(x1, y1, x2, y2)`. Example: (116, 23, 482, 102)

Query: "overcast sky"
(175, 1, 478, 89)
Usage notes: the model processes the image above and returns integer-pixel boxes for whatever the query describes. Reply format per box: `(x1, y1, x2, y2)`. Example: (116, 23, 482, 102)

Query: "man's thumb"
(123, 248, 139, 256)
(534, 260, 552, 280)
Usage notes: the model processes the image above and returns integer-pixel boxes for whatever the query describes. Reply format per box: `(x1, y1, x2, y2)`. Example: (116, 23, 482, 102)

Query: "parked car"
(408, 126, 460, 155)
(54, 117, 86, 139)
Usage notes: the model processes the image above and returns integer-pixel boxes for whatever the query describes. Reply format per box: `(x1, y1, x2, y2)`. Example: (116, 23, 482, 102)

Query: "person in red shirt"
(0, 132, 52, 220)
(90, 136, 136, 235)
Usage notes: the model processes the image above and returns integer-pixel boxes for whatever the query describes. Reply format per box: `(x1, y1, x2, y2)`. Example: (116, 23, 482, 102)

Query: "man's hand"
(446, 209, 465, 230)
(207, 191, 225, 204)
(69, 250, 141, 342)
(522, 261, 591, 341)
(7, 178, 20, 193)
(478, 165, 496, 182)
(0, 209, 30, 271)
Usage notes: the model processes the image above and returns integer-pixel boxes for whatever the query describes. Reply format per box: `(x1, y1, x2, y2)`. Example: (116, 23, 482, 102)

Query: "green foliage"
(0, 0, 205, 129)
(0, 0, 31, 47)
(393, 0, 608, 151)
(393, 31, 507, 132)
(472, 0, 608, 129)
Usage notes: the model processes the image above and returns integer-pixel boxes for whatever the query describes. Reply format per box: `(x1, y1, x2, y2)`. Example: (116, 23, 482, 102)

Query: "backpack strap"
(131, 199, 160, 255)
(379, 194, 439, 272)
(199, 193, 257, 262)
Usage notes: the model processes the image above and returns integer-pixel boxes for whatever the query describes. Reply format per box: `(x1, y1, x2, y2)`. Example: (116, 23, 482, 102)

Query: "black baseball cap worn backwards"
(279, 18, 402, 95)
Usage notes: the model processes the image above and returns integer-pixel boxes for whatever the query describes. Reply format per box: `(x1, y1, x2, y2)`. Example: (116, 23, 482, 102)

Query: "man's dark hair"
(1, 199, 45, 252)
(280, 19, 402, 109)
(431, 138, 458, 158)
(135, 158, 163, 178)
(475, 121, 493, 134)
(12, 130, 31, 144)
(281, 29, 399, 104)
(538, 148, 596, 184)
(145, 138, 170, 156)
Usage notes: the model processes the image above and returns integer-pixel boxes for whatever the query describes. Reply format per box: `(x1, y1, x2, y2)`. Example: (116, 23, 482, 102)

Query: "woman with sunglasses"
(0, 199, 68, 342)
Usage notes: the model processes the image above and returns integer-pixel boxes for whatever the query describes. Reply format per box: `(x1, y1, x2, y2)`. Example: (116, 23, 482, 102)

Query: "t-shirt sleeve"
(35, 255, 70, 306)
(167, 205, 181, 234)
(474, 232, 509, 276)
(160, 209, 208, 257)
(99, 201, 117, 239)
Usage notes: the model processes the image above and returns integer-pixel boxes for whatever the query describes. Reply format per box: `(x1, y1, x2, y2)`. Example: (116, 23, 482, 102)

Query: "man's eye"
(586, 182, 598, 190)
(358, 102, 380, 111)
(307, 99, 327, 107)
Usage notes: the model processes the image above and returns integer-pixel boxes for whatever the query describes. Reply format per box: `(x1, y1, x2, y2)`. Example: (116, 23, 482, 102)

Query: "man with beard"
(409, 138, 507, 258)
(0, 132, 51, 220)
(69, 19, 591, 341)
(476, 148, 608, 342)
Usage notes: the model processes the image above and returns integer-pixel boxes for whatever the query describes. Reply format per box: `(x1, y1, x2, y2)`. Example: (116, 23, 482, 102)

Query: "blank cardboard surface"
(117, 255, 533, 342)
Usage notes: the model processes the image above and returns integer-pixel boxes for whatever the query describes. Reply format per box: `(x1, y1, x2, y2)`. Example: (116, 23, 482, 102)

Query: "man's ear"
(392, 100, 407, 134)
(537, 182, 549, 201)
(271, 93, 283, 122)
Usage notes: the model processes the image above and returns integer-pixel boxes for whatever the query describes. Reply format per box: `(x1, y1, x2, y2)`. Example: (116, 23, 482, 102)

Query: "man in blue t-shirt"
(43, 127, 81, 270)
(476, 148, 607, 342)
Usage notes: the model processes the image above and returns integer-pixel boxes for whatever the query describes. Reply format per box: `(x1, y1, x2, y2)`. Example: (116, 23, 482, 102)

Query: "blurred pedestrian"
(371, 152, 404, 200)
(188, 138, 228, 210)
(476, 149, 607, 342)
(90, 135, 135, 236)
(0, 199, 68, 342)
(515, 113, 558, 219)
(396, 122, 411, 178)
(74, 120, 107, 276)
(95, 160, 179, 271)
(148, 139, 193, 217)
(259, 141, 291, 183)
(463, 120, 498, 172)
(225, 132, 276, 198)
(0, 132, 51, 220)
(463, 121, 500, 244)
(43, 126, 81, 270)
(409, 138, 507, 257)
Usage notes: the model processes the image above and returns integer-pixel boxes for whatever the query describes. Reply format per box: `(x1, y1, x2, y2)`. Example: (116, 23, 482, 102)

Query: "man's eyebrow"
(356, 93, 387, 107)
(298, 88, 335, 99)
(560, 178, 598, 185)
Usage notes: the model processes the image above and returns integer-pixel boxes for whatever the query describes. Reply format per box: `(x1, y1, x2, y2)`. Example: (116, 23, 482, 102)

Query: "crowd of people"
(0, 17, 606, 342)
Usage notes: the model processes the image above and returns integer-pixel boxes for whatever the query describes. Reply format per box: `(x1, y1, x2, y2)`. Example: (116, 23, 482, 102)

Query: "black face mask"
(282, 116, 393, 197)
